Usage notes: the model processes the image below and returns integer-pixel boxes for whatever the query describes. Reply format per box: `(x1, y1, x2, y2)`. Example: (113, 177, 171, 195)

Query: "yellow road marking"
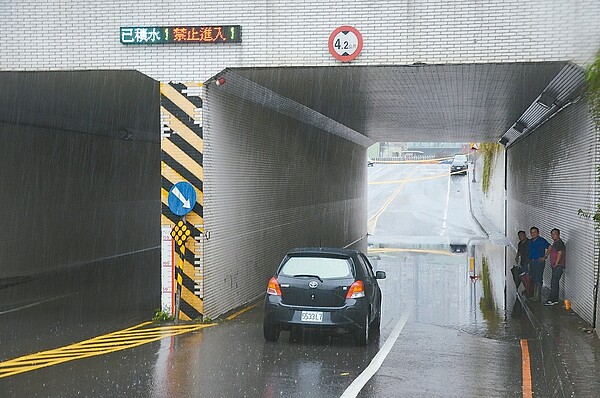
(520, 339, 533, 398)
(226, 305, 256, 320)
(0, 322, 215, 379)
(369, 170, 466, 185)
(368, 167, 420, 234)
(373, 156, 452, 164)
(368, 248, 457, 256)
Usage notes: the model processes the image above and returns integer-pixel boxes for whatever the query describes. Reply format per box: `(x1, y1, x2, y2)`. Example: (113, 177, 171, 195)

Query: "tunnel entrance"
(0, 71, 161, 335)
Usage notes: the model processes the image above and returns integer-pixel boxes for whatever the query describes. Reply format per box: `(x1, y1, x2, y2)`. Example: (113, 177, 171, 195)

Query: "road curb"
(516, 293, 575, 397)
(466, 168, 488, 237)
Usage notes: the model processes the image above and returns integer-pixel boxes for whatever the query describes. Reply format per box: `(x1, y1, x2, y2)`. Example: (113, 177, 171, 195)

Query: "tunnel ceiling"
(221, 62, 574, 144)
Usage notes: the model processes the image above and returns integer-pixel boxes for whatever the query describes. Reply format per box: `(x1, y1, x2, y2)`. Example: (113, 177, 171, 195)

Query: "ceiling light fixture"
(513, 121, 526, 134)
(536, 92, 556, 109)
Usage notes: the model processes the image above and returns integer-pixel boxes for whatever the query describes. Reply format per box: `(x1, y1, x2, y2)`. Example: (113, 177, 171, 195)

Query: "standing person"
(528, 227, 550, 302)
(544, 228, 566, 306)
(515, 230, 530, 274)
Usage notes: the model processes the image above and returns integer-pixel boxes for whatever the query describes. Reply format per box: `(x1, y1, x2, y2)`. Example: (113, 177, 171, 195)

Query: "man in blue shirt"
(529, 226, 550, 301)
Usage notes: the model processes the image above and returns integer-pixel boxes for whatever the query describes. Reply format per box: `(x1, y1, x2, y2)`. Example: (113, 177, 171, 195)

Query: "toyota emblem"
(308, 280, 319, 289)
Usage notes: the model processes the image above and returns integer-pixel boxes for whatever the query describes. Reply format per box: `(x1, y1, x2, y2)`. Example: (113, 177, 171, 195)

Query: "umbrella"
(511, 265, 522, 288)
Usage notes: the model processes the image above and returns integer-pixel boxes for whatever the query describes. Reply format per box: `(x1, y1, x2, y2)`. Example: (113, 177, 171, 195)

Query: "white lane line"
(440, 170, 451, 236)
(340, 304, 414, 398)
(0, 294, 74, 315)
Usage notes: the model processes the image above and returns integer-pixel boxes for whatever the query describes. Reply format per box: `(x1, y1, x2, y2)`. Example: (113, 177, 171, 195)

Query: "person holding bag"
(514, 230, 532, 296)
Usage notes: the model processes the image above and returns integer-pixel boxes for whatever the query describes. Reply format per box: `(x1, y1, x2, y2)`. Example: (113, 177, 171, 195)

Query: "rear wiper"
(292, 274, 323, 282)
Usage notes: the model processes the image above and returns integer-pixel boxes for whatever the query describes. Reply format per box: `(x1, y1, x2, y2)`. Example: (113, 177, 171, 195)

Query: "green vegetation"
(479, 143, 502, 194)
(479, 257, 501, 331)
(152, 308, 174, 323)
(579, 49, 600, 328)
(479, 257, 494, 309)
(586, 49, 600, 129)
(192, 315, 226, 324)
(578, 50, 600, 227)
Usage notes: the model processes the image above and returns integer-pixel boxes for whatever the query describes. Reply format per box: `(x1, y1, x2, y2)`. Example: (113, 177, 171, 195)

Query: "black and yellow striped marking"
(161, 82, 205, 321)
(0, 322, 215, 379)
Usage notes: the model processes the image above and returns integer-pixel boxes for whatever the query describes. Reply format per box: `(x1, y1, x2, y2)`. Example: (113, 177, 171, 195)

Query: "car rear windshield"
(279, 256, 353, 279)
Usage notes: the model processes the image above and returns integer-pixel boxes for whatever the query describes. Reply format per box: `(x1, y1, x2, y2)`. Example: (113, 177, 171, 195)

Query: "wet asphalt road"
(1, 163, 538, 397)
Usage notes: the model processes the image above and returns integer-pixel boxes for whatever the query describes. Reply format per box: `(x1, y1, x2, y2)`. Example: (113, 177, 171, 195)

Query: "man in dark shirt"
(515, 230, 530, 274)
(529, 227, 550, 302)
(544, 228, 566, 306)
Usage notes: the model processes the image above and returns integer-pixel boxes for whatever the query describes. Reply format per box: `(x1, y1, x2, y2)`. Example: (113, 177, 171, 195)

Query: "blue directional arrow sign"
(168, 182, 197, 216)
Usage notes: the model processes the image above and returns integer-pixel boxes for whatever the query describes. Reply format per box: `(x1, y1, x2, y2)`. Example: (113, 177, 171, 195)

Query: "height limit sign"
(328, 26, 363, 62)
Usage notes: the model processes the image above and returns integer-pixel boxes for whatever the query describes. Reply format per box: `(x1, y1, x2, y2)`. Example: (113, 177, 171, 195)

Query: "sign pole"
(174, 256, 181, 324)
(168, 182, 196, 324)
(174, 215, 187, 324)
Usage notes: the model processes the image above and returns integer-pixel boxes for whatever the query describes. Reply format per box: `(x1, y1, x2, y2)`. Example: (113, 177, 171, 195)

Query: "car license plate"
(301, 311, 323, 323)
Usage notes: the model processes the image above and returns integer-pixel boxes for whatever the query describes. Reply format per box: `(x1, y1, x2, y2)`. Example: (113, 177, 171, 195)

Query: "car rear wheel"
(263, 321, 280, 342)
(353, 313, 369, 346)
(370, 312, 381, 332)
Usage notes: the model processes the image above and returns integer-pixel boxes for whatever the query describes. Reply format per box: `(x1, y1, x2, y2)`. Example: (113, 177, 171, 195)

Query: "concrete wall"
(4, 0, 600, 321)
(3, 1, 600, 82)
(0, 71, 161, 314)
(507, 99, 598, 325)
(203, 86, 367, 317)
(473, 147, 508, 314)
(476, 146, 506, 234)
(479, 98, 599, 330)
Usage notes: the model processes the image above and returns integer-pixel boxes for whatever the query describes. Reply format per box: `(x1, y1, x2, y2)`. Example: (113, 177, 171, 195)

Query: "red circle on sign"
(328, 26, 363, 62)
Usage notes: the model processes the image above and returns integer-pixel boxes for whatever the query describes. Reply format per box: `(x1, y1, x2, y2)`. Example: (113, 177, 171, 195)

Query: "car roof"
(286, 247, 359, 257)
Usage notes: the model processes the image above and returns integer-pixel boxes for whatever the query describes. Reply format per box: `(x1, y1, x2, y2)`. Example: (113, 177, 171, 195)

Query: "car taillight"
(267, 277, 282, 296)
(346, 281, 365, 299)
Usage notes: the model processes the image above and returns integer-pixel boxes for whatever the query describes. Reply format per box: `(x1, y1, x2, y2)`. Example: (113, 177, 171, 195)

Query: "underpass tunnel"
(0, 70, 161, 319)
(0, 62, 594, 327)
(201, 61, 596, 322)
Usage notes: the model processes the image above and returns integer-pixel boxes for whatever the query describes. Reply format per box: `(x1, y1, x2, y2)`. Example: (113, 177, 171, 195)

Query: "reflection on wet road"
(0, 163, 534, 397)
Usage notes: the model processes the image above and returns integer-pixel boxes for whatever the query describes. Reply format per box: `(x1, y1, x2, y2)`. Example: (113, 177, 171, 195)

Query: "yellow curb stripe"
(226, 305, 256, 321)
(521, 339, 533, 398)
(162, 162, 204, 205)
(162, 140, 204, 180)
(179, 312, 192, 321)
(161, 106, 204, 152)
(181, 284, 204, 314)
(160, 84, 197, 120)
(162, 214, 174, 225)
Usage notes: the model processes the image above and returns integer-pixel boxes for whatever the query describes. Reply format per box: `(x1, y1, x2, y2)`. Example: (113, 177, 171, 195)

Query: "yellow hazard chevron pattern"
(0, 322, 215, 379)
(161, 82, 205, 320)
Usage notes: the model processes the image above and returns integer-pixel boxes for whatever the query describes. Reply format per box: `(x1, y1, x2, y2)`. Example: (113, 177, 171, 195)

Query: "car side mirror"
(375, 271, 386, 279)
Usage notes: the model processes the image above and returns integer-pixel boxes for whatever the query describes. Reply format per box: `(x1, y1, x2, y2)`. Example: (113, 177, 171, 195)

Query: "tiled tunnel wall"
(202, 85, 368, 317)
